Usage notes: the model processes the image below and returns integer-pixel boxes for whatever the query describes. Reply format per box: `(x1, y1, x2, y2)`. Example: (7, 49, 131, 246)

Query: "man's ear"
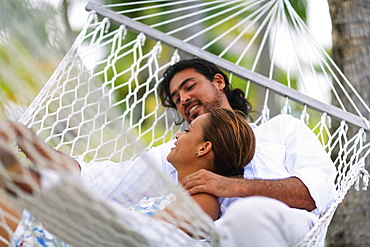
(197, 141, 212, 157)
(213, 73, 226, 91)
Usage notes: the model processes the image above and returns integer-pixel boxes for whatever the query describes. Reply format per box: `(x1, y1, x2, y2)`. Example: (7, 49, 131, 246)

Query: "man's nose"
(180, 92, 191, 105)
(181, 95, 190, 105)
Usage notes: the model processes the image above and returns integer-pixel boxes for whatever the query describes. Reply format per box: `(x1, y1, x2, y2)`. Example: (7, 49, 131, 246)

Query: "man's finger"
(183, 179, 198, 190)
(186, 184, 205, 195)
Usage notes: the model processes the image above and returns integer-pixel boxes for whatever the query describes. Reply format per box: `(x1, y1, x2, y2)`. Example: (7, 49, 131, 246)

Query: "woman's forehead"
(191, 113, 209, 127)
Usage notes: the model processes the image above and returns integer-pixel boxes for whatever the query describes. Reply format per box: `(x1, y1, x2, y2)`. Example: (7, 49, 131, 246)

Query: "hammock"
(0, 0, 369, 246)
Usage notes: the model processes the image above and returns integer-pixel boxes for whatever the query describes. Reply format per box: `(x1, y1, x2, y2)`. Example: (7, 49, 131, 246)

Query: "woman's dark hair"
(203, 108, 256, 177)
(159, 58, 252, 119)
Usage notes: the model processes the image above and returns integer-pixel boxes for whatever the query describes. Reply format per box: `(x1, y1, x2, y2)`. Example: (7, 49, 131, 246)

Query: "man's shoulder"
(253, 114, 305, 141)
(257, 114, 299, 129)
(269, 114, 298, 123)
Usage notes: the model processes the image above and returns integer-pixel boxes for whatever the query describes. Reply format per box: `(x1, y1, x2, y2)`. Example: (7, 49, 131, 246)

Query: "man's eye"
(187, 83, 195, 90)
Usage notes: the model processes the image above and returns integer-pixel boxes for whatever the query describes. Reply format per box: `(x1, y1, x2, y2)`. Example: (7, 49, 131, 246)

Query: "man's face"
(169, 68, 226, 123)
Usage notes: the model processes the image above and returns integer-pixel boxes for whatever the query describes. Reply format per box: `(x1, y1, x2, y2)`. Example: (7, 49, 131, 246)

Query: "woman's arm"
(153, 192, 220, 223)
(191, 192, 220, 221)
(0, 193, 21, 247)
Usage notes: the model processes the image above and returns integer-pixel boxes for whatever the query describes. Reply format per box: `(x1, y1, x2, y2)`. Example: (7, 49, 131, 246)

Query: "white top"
(80, 114, 336, 216)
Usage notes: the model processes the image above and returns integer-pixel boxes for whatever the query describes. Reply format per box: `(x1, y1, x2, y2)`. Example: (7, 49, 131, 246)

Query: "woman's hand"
(0, 140, 40, 195)
(0, 122, 80, 172)
(0, 121, 80, 195)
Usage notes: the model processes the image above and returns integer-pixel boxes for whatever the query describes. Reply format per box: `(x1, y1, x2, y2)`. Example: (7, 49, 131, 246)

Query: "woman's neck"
(176, 160, 213, 184)
(177, 169, 194, 184)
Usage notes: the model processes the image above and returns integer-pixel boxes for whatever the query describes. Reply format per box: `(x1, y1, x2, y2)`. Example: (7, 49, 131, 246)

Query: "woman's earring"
(195, 152, 198, 155)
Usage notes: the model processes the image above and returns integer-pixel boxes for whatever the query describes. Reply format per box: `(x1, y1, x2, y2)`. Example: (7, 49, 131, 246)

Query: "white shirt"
(80, 114, 336, 216)
(220, 114, 336, 217)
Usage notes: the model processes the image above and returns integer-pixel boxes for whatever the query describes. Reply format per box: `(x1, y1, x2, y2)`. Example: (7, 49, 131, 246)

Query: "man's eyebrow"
(170, 77, 195, 100)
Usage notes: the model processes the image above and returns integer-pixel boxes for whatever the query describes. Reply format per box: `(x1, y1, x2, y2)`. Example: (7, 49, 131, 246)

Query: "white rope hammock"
(0, 0, 369, 246)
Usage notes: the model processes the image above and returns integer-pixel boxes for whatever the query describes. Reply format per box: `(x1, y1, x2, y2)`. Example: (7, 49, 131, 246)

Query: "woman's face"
(167, 114, 209, 168)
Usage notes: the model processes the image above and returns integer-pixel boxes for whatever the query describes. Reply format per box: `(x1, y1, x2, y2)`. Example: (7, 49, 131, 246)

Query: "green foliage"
(0, 39, 58, 121)
(288, 0, 308, 23)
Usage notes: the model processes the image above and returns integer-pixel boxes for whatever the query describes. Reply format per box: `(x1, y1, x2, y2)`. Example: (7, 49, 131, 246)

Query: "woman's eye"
(184, 129, 189, 133)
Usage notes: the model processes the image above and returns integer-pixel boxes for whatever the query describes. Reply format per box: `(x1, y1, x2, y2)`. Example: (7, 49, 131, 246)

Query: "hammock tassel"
(281, 98, 291, 115)
(170, 49, 180, 65)
(355, 158, 369, 191)
(261, 104, 270, 123)
(300, 105, 310, 125)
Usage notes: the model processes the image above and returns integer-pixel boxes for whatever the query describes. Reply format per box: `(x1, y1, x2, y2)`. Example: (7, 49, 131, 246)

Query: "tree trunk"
(327, 0, 370, 246)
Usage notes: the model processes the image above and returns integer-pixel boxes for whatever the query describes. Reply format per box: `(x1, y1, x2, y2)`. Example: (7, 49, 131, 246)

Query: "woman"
(166, 108, 255, 220)
(128, 108, 255, 221)
(0, 108, 255, 245)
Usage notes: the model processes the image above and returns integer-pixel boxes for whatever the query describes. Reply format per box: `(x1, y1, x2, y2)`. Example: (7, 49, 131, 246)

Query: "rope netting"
(0, 0, 369, 246)
(100, 0, 369, 120)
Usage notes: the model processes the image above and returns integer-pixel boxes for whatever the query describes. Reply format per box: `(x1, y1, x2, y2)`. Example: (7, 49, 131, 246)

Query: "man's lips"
(185, 102, 200, 117)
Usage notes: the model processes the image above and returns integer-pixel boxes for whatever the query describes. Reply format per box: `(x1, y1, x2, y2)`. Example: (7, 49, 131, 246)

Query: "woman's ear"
(213, 73, 226, 91)
(197, 141, 212, 157)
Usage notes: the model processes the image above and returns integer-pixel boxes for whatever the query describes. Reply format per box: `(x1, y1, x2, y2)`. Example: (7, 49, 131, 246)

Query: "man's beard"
(192, 89, 223, 120)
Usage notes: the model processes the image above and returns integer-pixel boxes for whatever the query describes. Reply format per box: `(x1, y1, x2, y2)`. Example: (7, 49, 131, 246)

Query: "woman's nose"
(175, 131, 184, 139)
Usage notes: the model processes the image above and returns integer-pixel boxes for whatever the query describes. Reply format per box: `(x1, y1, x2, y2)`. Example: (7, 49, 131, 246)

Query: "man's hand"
(181, 169, 317, 211)
(181, 169, 242, 198)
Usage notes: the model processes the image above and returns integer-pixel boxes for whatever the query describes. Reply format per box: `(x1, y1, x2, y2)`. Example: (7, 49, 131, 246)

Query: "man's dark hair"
(158, 58, 252, 119)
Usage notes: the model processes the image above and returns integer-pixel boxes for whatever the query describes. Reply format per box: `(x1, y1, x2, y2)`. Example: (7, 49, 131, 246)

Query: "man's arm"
(181, 169, 316, 211)
(182, 115, 335, 213)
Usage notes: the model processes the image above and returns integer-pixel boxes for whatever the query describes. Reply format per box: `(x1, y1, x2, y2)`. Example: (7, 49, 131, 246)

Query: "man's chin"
(188, 111, 202, 122)
(187, 116, 196, 122)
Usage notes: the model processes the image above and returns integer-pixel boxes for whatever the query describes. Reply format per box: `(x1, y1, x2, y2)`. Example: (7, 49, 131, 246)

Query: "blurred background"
(0, 0, 99, 120)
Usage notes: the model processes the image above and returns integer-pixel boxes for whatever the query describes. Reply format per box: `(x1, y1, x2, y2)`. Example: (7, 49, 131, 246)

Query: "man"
(155, 58, 336, 246)
(1, 58, 336, 246)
